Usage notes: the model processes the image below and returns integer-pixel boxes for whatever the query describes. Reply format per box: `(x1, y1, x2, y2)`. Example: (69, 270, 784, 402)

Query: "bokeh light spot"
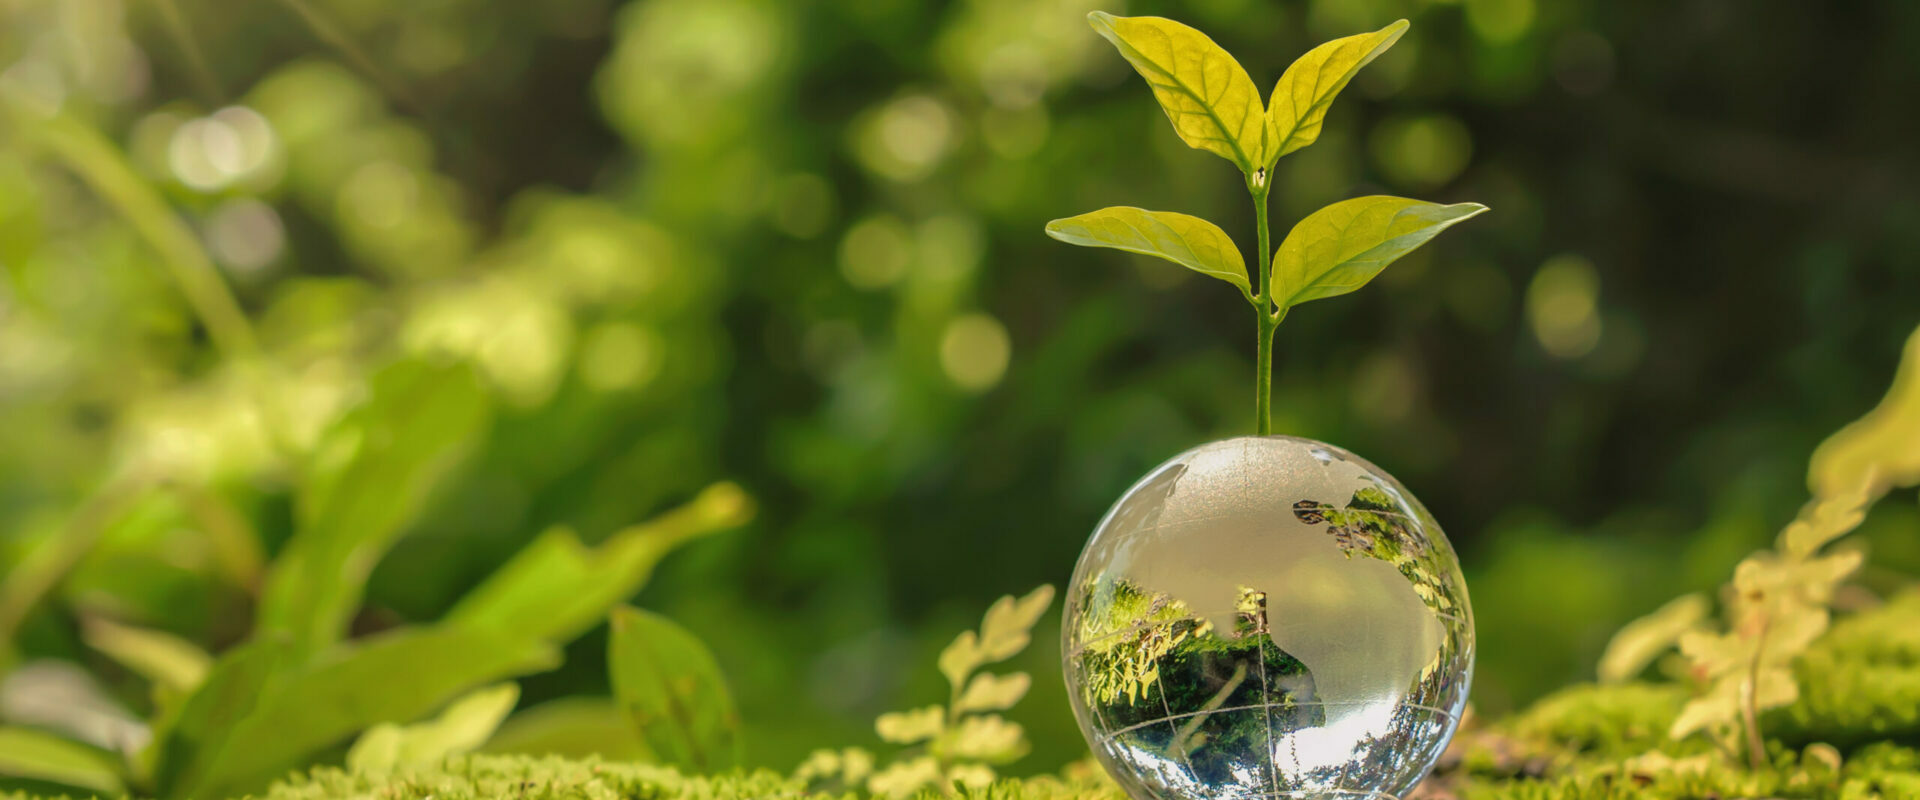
(1467, 0, 1536, 44)
(203, 199, 286, 274)
(338, 161, 419, 231)
(580, 321, 664, 393)
(939, 313, 1011, 392)
(770, 173, 835, 239)
(1370, 114, 1473, 190)
(1526, 254, 1603, 359)
(855, 94, 957, 182)
(839, 215, 912, 289)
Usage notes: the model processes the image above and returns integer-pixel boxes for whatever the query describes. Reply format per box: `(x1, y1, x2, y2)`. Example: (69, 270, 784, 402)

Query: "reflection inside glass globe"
(1063, 436, 1474, 800)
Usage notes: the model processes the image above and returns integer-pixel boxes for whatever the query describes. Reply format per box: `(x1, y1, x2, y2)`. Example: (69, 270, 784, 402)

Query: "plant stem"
(1251, 176, 1276, 435)
(1743, 615, 1771, 771)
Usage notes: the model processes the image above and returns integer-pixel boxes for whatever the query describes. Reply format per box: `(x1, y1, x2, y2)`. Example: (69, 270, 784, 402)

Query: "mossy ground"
(10, 592, 1918, 800)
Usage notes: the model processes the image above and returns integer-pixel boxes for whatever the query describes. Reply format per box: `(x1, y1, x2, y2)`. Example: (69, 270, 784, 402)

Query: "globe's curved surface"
(1063, 436, 1474, 800)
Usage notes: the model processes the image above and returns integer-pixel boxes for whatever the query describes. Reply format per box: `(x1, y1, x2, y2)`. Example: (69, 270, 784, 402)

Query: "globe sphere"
(1062, 436, 1474, 800)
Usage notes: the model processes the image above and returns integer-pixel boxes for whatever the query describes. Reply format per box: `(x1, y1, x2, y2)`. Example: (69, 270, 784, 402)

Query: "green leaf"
(163, 626, 557, 800)
(1271, 196, 1487, 309)
(977, 584, 1055, 663)
(607, 607, 741, 774)
(81, 616, 212, 698)
(0, 727, 125, 795)
(347, 683, 520, 773)
(482, 698, 647, 761)
(935, 714, 1029, 764)
(1087, 12, 1272, 175)
(1596, 593, 1709, 684)
(938, 631, 981, 690)
(874, 705, 945, 745)
(1810, 324, 1920, 502)
(446, 482, 752, 645)
(1264, 20, 1408, 165)
(954, 672, 1031, 713)
(1045, 209, 1251, 299)
(148, 639, 287, 799)
(255, 359, 492, 661)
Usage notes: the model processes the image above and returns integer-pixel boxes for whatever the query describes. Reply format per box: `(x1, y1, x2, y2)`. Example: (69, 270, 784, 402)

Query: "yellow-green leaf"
(1596, 593, 1709, 684)
(0, 727, 125, 795)
(1087, 12, 1272, 174)
(1809, 324, 1920, 502)
(1047, 209, 1250, 299)
(345, 683, 519, 773)
(81, 616, 212, 698)
(936, 714, 1029, 764)
(955, 671, 1031, 713)
(976, 585, 1055, 662)
(938, 630, 981, 689)
(1265, 20, 1408, 165)
(874, 705, 945, 745)
(1271, 196, 1486, 309)
(867, 755, 941, 799)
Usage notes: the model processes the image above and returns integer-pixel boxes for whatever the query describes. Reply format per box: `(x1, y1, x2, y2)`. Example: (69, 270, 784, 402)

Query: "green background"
(2, 0, 1918, 781)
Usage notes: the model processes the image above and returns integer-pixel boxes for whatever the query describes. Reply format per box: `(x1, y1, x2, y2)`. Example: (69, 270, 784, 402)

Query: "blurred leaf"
(954, 672, 1030, 713)
(0, 477, 147, 656)
(867, 755, 941, 799)
(447, 482, 753, 645)
(976, 585, 1054, 662)
(168, 626, 556, 800)
(935, 714, 1028, 764)
(148, 640, 287, 799)
(255, 359, 491, 661)
(1045, 209, 1251, 299)
(1670, 665, 1797, 740)
(874, 706, 944, 745)
(1778, 490, 1869, 559)
(607, 607, 741, 774)
(1087, 12, 1272, 175)
(937, 631, 980, 690)
(1271, 197, 1487, 309)
(482, 698, 647, 760)
(1810, 324, 1920, 501)
(0, 727, 125, 795)
(346, 683, 519, 773)
(177, 485, 265, 590)
(1265, 20, 1408, 165)
(80, 616, 212, 698)
(1597, 593, 1709, 684)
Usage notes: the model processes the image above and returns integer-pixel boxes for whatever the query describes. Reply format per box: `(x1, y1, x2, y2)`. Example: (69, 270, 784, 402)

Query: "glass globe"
(1063, 436, 1473, 800)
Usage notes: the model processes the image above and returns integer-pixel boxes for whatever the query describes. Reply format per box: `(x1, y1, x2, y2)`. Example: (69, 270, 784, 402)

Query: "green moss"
(261, 755, 805, 800)
(1774, 591, 1920, 746)
(1500, 683, 1688, 758)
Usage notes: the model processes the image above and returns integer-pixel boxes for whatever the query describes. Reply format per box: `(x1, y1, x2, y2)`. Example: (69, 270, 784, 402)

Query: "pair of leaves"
(1089, 12, 1405, 176)
(1047, 198, 1486, 309)
(607, 606, 741, 775)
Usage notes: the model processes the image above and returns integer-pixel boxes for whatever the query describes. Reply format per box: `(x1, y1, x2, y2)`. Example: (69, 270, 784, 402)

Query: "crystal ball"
(1063, 436, 1474, 800)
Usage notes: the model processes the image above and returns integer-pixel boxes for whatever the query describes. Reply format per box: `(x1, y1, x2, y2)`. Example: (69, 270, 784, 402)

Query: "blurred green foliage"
(1, 0, 1918, 795)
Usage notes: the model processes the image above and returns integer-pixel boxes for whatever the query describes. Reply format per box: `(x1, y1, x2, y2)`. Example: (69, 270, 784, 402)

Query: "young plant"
(1047, 13, 1486, 434)
(1598, 324, 1920, 769)
(794, 585, 1055, 798)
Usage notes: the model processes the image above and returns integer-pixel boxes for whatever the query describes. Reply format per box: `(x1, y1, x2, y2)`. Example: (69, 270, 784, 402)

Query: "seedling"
(1047, 12, 1486, 434)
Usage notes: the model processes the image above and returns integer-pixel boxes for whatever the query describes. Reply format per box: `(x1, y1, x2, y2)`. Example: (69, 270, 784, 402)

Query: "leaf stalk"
(1251, 176, 1276, 435)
